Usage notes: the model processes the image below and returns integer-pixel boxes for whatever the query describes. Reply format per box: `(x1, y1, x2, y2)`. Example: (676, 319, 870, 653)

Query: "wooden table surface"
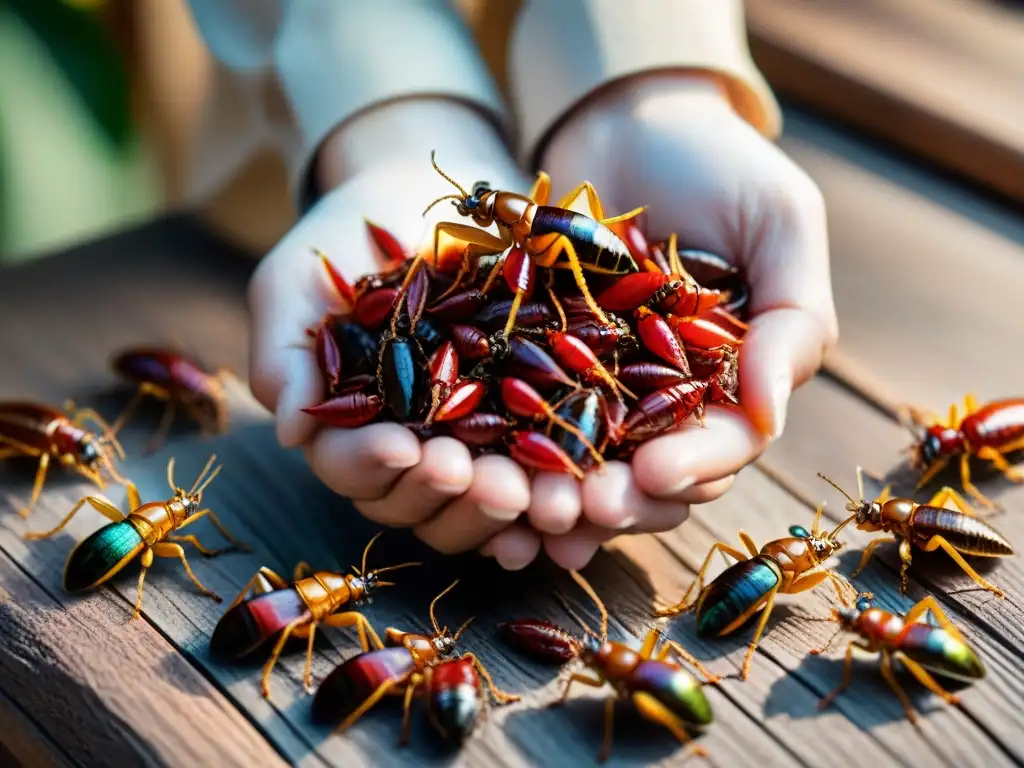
(1, 106, 1023, 767)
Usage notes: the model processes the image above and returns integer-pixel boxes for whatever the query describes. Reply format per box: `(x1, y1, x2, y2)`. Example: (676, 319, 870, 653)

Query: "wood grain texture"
(748, 0, 1024, 201)
(3, 104, 1024, 766)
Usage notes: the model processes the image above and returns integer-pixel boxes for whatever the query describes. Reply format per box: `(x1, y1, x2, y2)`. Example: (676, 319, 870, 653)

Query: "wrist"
(316, 98, 512, 194)
(540, 71, 736, 167)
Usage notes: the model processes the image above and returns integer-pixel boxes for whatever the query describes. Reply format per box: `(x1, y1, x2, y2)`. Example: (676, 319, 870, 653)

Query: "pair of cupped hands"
(248, 75, 838, 571)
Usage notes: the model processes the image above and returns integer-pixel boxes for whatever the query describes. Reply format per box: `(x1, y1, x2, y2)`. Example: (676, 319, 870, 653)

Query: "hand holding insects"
(482, 74, 838, 571)
(249, 99, 553, 566)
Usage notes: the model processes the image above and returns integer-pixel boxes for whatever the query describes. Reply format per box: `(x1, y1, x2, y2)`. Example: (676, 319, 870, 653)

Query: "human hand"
(248, 99, 546, 559)
(482, 74, 837, 570)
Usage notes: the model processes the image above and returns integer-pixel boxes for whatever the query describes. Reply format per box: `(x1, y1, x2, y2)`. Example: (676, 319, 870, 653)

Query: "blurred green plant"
(2, 0, 131, 151)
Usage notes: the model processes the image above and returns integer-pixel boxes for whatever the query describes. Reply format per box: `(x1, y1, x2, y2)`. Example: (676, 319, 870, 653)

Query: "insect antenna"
(569, 571, 608, 642)
(422, 194, 464, 217)
(547, 288, 568, 332)
(453, 616, 475, 642)
(429, 150, 468, 197)
(554, 590, 598, 643)
(817, 472, 861, 513)
(189, 455, 221, 498)
(166, 457, 178, 492)
(429, 580, 460, 635)
(359, 531, 384, 575)
(373, 561, 422, 576)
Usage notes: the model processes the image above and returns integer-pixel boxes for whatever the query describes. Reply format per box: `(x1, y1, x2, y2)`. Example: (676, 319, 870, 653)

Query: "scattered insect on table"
(900, 393, 1024, 509)
(0, 400, 128, 518)
(312, 580, 518, 746)
(111, 347, 235, 453)
(210, 532, 420, 699)
(546, 570, 716, 763)
(819, 467, 1012, 598)
(24, 454, 250, 619)
(810, 593, 985, 724)
(655, 503, 857, 680)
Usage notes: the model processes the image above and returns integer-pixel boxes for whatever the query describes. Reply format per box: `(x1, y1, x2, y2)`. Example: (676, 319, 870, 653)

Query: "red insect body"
(428, 290, 485, 320)
(506, 337, 578, 390)
(508, 431, 583, 479)
(656, 281, 722, 318)
(476, 299, 552, 332)
(669, 316, 743, 350)
(597, 272, 669, 312)
(503, 246, 534, 297)
(365, 219, 407, 265)
(449, 324, 490, 360)
(429, 343, 459, 390)
(302, 393, 383, 427)
(315, 324, 343, 390)
(498, 619, 582, 663)
(602, 396, 628, 446)
(608, 217, 651, 266)
(622, 380, 709, 442)
(336, 374, 375, 395)
(547, 331, 599, 376)
(566, 317, 631, 357)
(635, 306, 690, 374)
(426, 657, 483, 744)
(617, 362, 689, 394)
(449, 413, 511, 446)
(433, 380, 486, 422)
(353, 287, 400, 329)
(698, 306, 749, 339)
(500, 377, 550, 420)
(403, 265, 430, 329)
(961, 400, 1024, 450)
(318, 251, 356, 306)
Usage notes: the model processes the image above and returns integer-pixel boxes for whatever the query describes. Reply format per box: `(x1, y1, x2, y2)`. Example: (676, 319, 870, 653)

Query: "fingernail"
(479, 504, 521, 521)
(430, 479, 468, 495)
(479, 541, 495, 557)
(384, 453, 419, 470)
(662, 475, 697, 497)
(771, 374, 791, 440)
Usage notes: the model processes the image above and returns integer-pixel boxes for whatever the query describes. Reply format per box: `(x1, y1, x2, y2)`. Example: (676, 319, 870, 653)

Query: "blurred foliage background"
(0, 0, 160, 264)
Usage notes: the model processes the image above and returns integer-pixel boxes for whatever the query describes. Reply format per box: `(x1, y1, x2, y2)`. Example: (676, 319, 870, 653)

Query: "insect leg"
(560, 671, 605, 703)
(663, 638, 721, 684)
(639, 627, 661, 658)
(738, 531, 760, 557)
(167, 534, 232, 558)
(926, 487, 980, 517)
(432, 222, 509, 275)
(334, 678, 401, 734)
(915, 457, 949, 491)
(302, 624, 317, 692)
(817, 640, 871, 710)
(632, 691, 708, 760)
(528, 171, 551, 205)
(600, 206, 646, 227)
(599, 696, 615, 763)
(463, 652, 520, 703)
(131, 548, 155, 620)
(24, 494, 125, 540)
(151, 541, 223, 602)
(850, 536, 898, 579)
(398, 673, 424, 746)
(654, 541, 750, 617)
(880, 650, 919, 724)
(903, 595, 968, 643)
(258, 614, 310, 699)
(898, 654, 961, 706)
(18, 452, 52, 518)
(740, 585, 781, 680)
(976, 444, 1024, 483)
(553, 181, 606, 220)
(918, 535, 1006, 598)
(322, 611, 385, 652)
(536, 237, 610, 326)
(177, 508, 251, 552)
(958, 453, 995, 509)
(292, 562, 313, 581)
(146, 401, 177, 455)
(225, 567, 287, 612)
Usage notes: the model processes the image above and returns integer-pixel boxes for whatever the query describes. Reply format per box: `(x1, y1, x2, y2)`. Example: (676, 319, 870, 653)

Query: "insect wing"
(210, 588, 309, 660)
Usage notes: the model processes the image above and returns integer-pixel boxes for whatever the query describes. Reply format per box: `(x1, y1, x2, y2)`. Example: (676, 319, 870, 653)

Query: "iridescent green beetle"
(655, 503, 857, 680)
(811, 593, 984, 723)
(25, 454, 250, 619)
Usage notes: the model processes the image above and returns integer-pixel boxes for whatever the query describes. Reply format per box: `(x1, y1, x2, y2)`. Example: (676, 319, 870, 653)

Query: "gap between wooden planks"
(747, 0, 1024, 201)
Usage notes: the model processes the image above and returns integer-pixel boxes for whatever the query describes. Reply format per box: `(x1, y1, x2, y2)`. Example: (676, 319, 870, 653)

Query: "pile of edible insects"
(302, 153, 749, 478)
(5, 150, 1024, 762)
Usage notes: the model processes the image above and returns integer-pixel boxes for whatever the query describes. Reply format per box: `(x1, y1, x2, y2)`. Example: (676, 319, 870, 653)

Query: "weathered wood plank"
(748, 0, 1024, 200)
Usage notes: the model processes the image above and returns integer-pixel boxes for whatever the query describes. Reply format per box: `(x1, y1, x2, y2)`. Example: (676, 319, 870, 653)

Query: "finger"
(631, 406, 767, 499)
(306, 423, 421, 501)
(581, 461, 691, 533)
(543, 522, 617, 571)
(739, 306, 835, 440)
(247, 259, 324, 447)
(526, 472, 582, 535)
(675, 474, 736, 506)
(355, 437, 473, 526)
(413, 455, 530, 554)
(481, 526, 543, 571)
